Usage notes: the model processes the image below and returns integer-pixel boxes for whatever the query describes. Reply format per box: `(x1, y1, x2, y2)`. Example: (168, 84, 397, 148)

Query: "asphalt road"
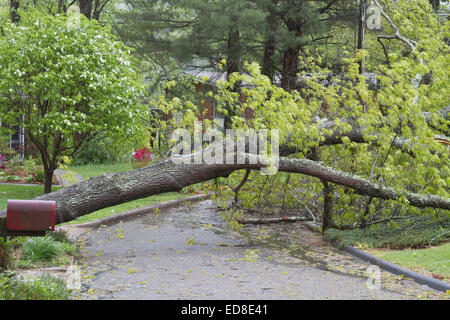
(75, 200, 443, 300)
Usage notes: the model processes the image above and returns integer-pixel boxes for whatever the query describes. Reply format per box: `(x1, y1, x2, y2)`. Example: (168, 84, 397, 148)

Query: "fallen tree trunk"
(1, 153, 448, 225)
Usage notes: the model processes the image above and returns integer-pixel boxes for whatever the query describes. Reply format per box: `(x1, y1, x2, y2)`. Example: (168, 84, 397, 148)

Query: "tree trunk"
(10, 0, 20, 23)
(321, 180, 333, 234)
(78, 0, 93, 19)
(226, 18, 240, 77)
(281, 47, 300, 91)
(43, 167, 55, 194)
(262, 5, 277, 81)
(0, 152, 447, 225)
(357, 0, 367, 74)
(279, 1, 303, 91)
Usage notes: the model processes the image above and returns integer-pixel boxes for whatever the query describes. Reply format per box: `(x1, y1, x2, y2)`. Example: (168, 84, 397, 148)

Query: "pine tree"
(115, 0, 357, 90)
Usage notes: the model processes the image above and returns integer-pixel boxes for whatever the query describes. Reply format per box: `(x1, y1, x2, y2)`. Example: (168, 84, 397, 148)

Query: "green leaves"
(0, 10, 146, 171)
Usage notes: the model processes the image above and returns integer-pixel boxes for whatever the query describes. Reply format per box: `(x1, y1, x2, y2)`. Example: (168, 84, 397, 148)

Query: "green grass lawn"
(59, 192, 186, 225)
(368, 243, 450, 281)
(0, 185, 62, 211)
(70, 162, 134, 180)
(1, 162, 192, 226)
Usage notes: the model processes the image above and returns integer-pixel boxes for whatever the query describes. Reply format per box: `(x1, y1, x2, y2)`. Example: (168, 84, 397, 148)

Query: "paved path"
(76, 200, 443, 300)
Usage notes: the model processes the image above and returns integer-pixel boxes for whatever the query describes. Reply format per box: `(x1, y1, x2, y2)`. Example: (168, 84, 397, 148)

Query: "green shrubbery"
(21, 238, 62, 263)
(1, 231, 75, 270)
(0, 231, 76, 300)
(0, 271, 71, 300)
(72, 132, 150, 166)
(325, 217, 450, 249)
(18, 232, 75, 268)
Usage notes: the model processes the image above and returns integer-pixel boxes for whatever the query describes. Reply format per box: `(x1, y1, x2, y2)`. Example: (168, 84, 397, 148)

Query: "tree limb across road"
(1, 152, 447, 225)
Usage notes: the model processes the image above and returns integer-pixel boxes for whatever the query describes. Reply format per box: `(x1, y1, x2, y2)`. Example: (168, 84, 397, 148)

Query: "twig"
(288, 190, 317, 223)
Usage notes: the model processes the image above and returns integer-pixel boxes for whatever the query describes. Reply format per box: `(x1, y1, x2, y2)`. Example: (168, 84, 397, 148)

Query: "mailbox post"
(0, 200, 56, 237)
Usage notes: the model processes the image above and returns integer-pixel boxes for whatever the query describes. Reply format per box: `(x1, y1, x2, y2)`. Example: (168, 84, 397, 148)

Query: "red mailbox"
(6, 200, 56, 232)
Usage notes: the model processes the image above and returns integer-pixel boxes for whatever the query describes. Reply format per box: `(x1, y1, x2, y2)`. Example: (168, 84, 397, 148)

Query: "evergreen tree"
(115, 0, 356, 90)
(114, 0, 265, 80)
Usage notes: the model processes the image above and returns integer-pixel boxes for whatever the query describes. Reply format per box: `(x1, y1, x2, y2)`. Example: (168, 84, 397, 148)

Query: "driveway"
(75, 200, 442, 299)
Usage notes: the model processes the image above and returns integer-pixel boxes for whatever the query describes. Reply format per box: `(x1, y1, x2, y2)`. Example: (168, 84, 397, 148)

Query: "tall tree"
(78, 0, 111, 20)
(9, 0, 20, 23)
(115, 0, 354, 91)
(0, 11, 146, 193)
(115, 0, 265, 79)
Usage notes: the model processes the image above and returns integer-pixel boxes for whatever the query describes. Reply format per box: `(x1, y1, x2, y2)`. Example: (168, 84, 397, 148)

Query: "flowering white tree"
(0, 10, 146, 193)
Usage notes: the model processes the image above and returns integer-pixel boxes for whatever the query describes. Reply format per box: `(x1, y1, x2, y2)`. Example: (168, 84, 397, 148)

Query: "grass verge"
(324, 216, 450, 282)
(0, 184, 62, 210)
(0, 271, 72, 300)
(367, 243, 450, 281)
(70, 162, 133, 180)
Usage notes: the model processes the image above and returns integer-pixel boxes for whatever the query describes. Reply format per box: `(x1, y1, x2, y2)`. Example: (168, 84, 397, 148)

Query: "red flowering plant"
(133, 147, 154, 163)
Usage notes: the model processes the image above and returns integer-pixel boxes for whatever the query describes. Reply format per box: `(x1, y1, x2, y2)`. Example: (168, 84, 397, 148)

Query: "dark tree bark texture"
(1, 153, 448, 226)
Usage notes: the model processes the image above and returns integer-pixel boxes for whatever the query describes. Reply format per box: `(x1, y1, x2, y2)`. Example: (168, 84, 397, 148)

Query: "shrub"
(45, 230, 70, 244)
(21, 238, 62, 263)
(22, 157, 38, 176)
(72, 132, 142, 165)
(34, 169, 44, 182)
(0, 271, 72, 300)
(325, 218, 450, 249)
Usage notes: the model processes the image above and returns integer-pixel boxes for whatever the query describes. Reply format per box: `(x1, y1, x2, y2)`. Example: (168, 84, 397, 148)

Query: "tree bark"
(9, 0, 20, 23)
(280, 1, 303, 91)
(262, 3, 277, 81)
(226, 17, 241, 77)
(281, 47, 300, 91)
(1, 152, 447, 225)
(78, 0, 93, 19)
(43, 168, 55, 194)
(357, 0, 366, 74)
(321, 180, 333, 234)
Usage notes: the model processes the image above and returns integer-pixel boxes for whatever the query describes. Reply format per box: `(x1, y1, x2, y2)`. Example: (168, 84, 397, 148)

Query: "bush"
(45, 230, 70, 243)
(0, 271, 72, 300)
(325, 218, 450, 249)
(22, 157, 38, 176)
(73, 133, 139, 165)
(34, 169, 44, 182)
(21, 238, 62, 263)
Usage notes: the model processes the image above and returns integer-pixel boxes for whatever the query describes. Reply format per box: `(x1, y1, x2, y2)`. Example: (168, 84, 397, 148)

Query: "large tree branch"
(281, 105, 450, 156)
(1, 152, 447, 225)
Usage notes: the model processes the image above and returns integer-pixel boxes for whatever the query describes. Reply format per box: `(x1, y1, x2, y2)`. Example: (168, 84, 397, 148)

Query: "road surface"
(75, 200, 442, 299)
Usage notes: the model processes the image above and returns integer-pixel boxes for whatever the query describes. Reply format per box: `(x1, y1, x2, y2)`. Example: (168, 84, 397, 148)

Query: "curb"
(302, 221, 450, 293)
(343, 246, 450, 293)
(56, 193, 211, 235)
(50, 193, 211, 294)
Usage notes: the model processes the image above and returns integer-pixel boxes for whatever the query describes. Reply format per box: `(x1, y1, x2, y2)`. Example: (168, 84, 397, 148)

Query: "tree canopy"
(0, 10, 146, 192)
